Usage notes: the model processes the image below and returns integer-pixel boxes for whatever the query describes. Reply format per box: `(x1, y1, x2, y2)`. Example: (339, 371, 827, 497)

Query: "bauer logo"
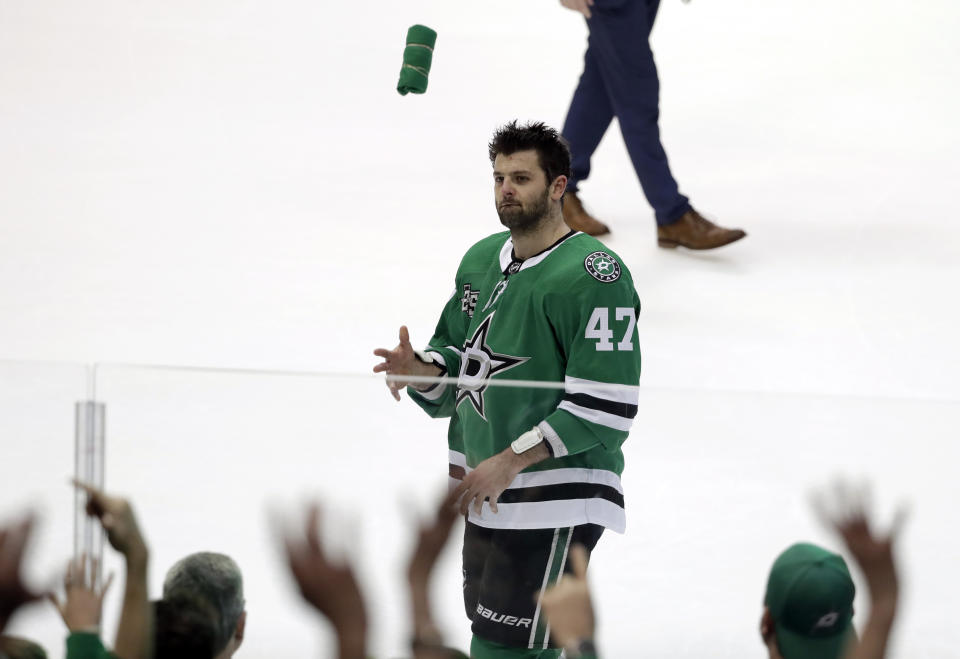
(475, 603, 533, 628)
(584, 251, 621, 283)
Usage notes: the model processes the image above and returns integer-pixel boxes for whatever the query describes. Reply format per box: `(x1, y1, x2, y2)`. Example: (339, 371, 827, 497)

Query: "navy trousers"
(562, 0, 691, 226)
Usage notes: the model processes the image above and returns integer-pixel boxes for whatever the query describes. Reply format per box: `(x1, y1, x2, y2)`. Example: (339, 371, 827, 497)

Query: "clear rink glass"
(1, 359, 958, 658)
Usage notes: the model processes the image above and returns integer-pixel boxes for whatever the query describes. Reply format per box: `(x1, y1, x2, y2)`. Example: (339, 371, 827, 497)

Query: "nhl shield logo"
(584, 251, 621, 283)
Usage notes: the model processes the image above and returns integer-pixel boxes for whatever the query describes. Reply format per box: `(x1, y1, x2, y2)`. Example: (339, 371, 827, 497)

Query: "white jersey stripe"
(528, 528, 560, 648)
(498, 233, 583, 274)
(467, 498, 626, 533)
(558, 400, 635, 432)
(498, 237, 514, 273)
(460, 461, 623, 494)
(510, 466, 623, 493)
(565, 375, 639, 405)
(415, 381, 447, 401)
(455, 452, 626, 532)
(425, 350, 447, 369)
(543, 528, 574, 649)
(537, 420, 568, 458)
(449, 450, 467, 469)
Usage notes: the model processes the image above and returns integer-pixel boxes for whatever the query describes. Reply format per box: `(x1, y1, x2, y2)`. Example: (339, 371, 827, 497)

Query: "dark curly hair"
(488, 120, 572, 187)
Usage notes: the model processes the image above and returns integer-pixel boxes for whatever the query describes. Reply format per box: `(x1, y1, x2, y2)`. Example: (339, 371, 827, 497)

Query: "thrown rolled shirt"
(397, 24, 437, 95)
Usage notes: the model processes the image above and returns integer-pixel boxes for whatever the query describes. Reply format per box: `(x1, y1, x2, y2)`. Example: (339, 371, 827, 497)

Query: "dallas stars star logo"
(456, 313, 529, 420)
(584, 251, 621, 282)
(594, 257, 614, 274)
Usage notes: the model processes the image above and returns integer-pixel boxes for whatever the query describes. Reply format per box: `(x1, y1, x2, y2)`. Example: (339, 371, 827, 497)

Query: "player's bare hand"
(452, 451, 523, 516)
(373, 325, 421, 400)
(373, 326, 442, 401)
(73, 481, 147, 564)
(540, 544, 595, 651)
(560, 0, 594, 19)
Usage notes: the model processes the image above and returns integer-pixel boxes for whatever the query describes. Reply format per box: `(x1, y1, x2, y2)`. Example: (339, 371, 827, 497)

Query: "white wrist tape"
(510, 427, 544, 455)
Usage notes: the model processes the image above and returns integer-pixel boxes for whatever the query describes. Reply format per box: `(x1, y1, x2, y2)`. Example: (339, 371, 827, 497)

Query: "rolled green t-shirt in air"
(397, 24, 437, 95)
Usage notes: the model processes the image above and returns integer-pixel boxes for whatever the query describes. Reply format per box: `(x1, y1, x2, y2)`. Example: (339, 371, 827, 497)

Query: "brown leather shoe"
(562, 192, 610, 236)
(657, 209, 746, 250)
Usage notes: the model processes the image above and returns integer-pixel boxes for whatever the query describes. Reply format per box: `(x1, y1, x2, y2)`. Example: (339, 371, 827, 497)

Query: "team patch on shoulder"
(584, 251, 621, 282)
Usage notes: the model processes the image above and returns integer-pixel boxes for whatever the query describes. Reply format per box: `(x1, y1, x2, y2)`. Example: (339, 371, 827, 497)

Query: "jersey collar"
(499, 230, 580, 275)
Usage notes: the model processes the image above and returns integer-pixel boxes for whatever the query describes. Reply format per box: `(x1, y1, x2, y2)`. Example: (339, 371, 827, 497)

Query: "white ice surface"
(1, 0, 958, 657)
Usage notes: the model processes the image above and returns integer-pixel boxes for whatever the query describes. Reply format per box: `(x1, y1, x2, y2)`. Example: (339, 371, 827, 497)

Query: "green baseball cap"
(764, 543, 857, 659)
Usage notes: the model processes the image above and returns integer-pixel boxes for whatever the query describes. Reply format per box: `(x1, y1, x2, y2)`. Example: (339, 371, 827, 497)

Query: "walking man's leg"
(588, 0, 689, 224)
(561, 45, 615, 236)
(586, 0, 747, 248)
(563, 46, 614, 196)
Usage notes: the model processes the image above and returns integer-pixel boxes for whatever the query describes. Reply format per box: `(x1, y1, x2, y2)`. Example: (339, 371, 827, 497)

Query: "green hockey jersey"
(409, 230, 641, 532)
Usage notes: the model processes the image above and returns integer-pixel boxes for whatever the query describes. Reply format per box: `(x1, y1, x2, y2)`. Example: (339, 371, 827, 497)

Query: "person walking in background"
(559, 0, 747, 250)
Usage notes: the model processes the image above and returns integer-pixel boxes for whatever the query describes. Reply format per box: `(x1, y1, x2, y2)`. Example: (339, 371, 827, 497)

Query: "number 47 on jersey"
(585, 307, 637, 351)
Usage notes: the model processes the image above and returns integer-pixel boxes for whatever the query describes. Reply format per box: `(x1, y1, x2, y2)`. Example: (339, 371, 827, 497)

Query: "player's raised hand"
(373, 326, 442, 401)
(540, 544, 595, 652)
(373, 325, 420, 400)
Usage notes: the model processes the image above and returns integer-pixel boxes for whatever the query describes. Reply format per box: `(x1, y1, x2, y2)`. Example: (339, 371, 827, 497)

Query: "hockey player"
(373, 121, 641, 659)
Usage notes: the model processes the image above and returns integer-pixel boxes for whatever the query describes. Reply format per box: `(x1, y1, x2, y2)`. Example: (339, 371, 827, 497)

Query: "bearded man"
(374, 121, 641, 659)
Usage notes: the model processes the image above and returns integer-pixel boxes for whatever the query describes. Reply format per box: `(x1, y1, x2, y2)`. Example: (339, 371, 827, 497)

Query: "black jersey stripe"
(563, 392, 638, 419)
(497, 482, 624, 508)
